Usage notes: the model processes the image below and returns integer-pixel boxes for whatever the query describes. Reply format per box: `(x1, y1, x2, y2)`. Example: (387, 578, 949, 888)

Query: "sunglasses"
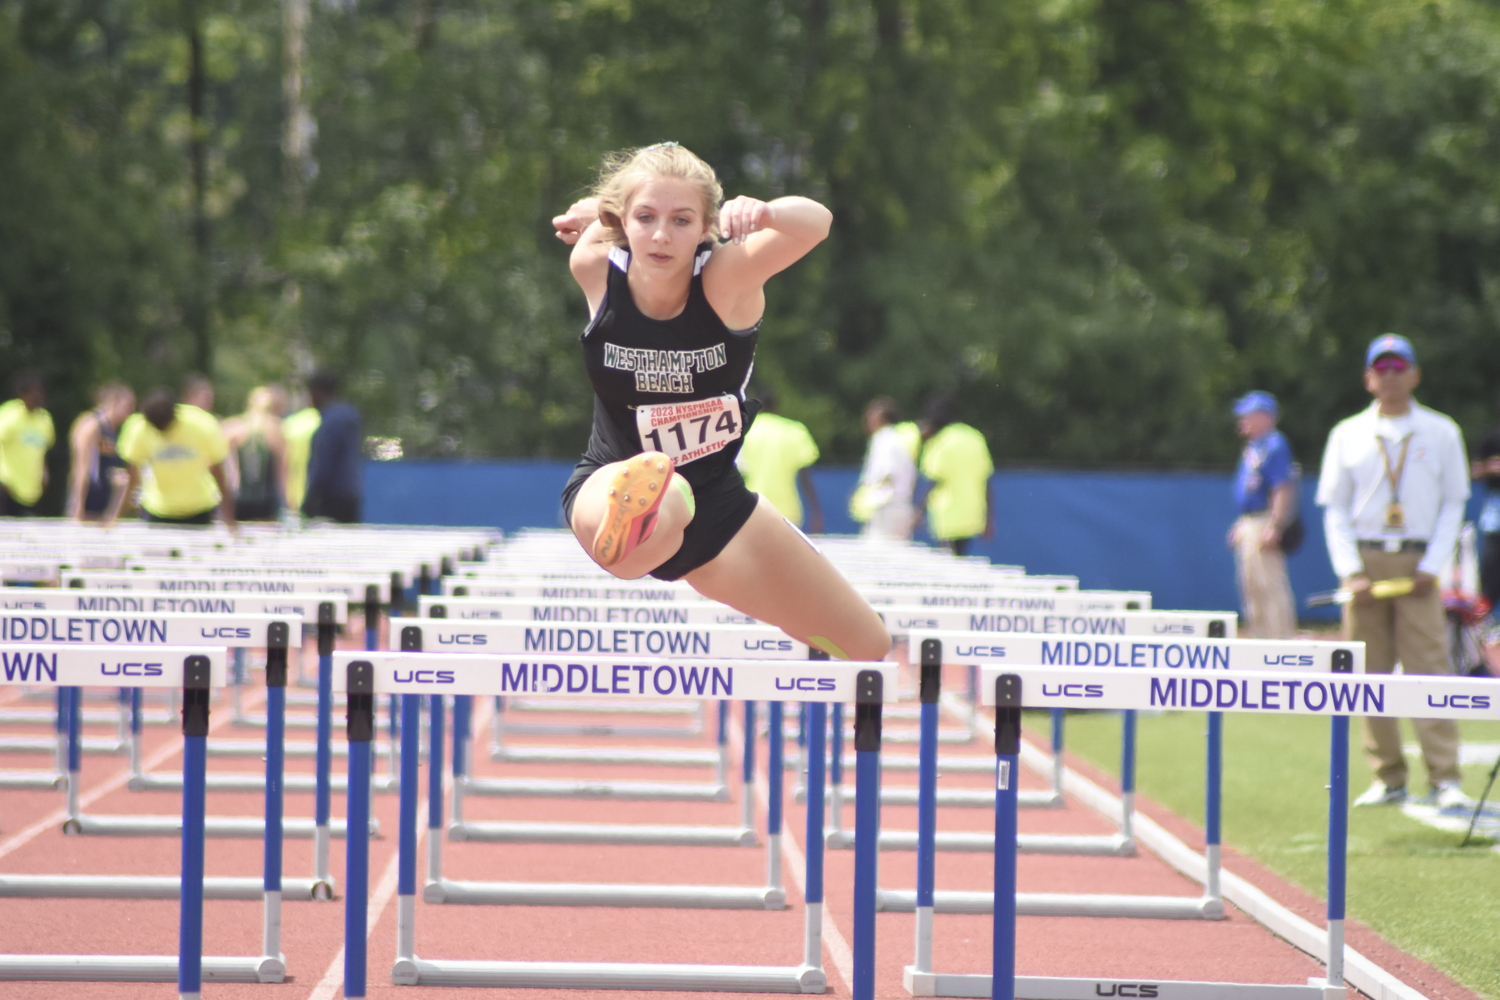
(1370, 356, 1411, 373)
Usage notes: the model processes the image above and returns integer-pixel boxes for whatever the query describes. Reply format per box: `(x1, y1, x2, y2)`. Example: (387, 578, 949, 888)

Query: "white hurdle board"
(887, 608, 1232, 639)
(0, 586, 348, 623)
(418, 594, 758, 626)
(63, 571, 384, 606)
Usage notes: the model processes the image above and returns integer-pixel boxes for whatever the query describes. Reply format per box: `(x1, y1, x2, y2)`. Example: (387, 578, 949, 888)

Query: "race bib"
(635, 395, 743, 466)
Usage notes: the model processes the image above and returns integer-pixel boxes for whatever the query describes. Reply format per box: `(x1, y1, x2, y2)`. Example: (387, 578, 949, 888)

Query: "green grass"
(1053, 709, 1500, 998)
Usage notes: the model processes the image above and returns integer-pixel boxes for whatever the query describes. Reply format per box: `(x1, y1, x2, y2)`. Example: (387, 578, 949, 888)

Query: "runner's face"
(623, 178, 710, 273)
(107, 390, 136, 424)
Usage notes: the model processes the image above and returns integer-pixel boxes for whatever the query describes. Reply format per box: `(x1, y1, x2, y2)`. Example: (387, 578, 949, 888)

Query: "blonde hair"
(247, 385, 288, 420)
(592, 143, 723, 247)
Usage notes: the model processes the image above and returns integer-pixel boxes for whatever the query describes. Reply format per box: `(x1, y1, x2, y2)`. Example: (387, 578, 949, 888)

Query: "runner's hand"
(719, 196, 772, 245)
(1411, 571, 1438, 596)
(553, 198, 600, 244)
(1345, 574, 1375, 606)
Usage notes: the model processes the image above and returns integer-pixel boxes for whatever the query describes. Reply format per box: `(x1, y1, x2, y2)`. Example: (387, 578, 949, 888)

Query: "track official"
(1228, 391, 1297, 639)
(1316, 334, 1470, 810)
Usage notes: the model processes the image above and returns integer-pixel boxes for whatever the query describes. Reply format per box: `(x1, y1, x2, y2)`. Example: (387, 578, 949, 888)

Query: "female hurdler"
(552, 143, 890, 662)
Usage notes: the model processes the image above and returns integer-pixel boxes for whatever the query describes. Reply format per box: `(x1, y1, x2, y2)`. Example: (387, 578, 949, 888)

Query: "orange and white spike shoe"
(592, 452, 675, 568)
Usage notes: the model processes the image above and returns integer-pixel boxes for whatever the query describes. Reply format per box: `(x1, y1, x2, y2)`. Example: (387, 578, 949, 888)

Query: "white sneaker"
(1353, 781, 1407, 807)
(1429, 782, 1473, 811)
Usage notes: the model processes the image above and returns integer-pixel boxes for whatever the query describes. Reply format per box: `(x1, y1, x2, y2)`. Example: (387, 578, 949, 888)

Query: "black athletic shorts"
(561, 459, 760, 581)
(0, 485, 36, 517)
(144, 508, 216, 526)
(235, 499, 280, 522)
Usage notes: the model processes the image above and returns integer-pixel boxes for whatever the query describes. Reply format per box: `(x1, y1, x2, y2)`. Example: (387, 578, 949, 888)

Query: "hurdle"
(424, 595, 737, 768)
(37, 609, 351, 898)
(822, 611, 1230, 839)
(825, 614, 1232, 854)
(0, 624, 327, 903)
(905, 657, 1492, 1000)
(419, 620, 784, 850)
(402, 618, 822, 802)
(337, 652, 896, 994)
(0, 645, 290, 986)
(398, 624, 830, 909)
(884, 632, 1358, 923)
(433, 587, 710, 738)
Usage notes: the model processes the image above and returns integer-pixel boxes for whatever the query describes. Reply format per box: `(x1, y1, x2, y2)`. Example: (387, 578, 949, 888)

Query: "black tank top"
(83, 411, 126, 514)
(578, 244, 760, 490)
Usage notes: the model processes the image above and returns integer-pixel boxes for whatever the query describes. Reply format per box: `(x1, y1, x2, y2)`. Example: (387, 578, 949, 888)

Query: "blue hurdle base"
(390, 958, 824, 993)
(903, 971, 1338, 999)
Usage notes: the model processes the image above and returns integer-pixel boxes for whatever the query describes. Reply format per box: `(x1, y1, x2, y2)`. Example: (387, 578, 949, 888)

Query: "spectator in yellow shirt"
(736, 388, 823, 532)
(0, 372, 55, 516)
(917, 395, 993, 556)
(107, 387, 235, 530)
(282, 403, 322, 513)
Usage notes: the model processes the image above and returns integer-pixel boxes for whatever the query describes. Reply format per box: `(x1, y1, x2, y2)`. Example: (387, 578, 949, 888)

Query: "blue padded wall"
(366, 460, 1400, 621)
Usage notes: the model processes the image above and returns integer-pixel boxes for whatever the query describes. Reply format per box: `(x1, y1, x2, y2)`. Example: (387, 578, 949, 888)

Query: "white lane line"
(304, 801, 429, 1000)
(730, 714, 855, 992)
(0, 688, 264, 862)
(304, 695, 487, 1000)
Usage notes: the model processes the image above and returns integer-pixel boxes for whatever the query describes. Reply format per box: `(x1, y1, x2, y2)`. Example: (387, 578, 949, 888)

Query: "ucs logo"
(1094, 985, 1159, 998)
(1427, 694, 1491, 709)
(437, 634, 488, 645)
(1264, 654, 1314, 666)
(393, 669, 455, 684)
(773, 677, 837, 691)
(743, 639, 793, 651)
(1041, 683, 1104, 698)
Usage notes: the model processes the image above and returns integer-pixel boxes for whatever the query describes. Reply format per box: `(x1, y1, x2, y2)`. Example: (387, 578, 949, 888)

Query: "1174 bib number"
(635, 395, 742, 466)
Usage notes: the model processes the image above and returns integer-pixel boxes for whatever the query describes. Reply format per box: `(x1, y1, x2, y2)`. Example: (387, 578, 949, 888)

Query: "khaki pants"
(1233, 513, 1296, 639)
(1343, 547, 1461, 789)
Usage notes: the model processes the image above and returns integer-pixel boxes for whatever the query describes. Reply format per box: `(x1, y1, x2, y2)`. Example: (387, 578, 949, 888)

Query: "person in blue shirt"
(1228, 390, 1297, 638)
(303, 370, 363, 523)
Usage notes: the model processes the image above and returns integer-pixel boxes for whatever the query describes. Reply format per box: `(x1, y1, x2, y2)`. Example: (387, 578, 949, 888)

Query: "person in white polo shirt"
(1316, 333, 1470, 810)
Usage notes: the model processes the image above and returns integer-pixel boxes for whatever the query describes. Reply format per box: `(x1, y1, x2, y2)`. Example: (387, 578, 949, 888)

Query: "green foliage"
(6, 0, 1500, 497)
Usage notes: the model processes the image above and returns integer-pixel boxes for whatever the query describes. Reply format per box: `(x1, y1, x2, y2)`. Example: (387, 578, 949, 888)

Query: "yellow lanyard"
(1378, 433, 1412, 504)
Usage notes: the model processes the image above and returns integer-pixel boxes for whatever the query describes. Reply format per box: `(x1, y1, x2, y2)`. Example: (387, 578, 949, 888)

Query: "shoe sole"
(592, 453, 673, 568)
